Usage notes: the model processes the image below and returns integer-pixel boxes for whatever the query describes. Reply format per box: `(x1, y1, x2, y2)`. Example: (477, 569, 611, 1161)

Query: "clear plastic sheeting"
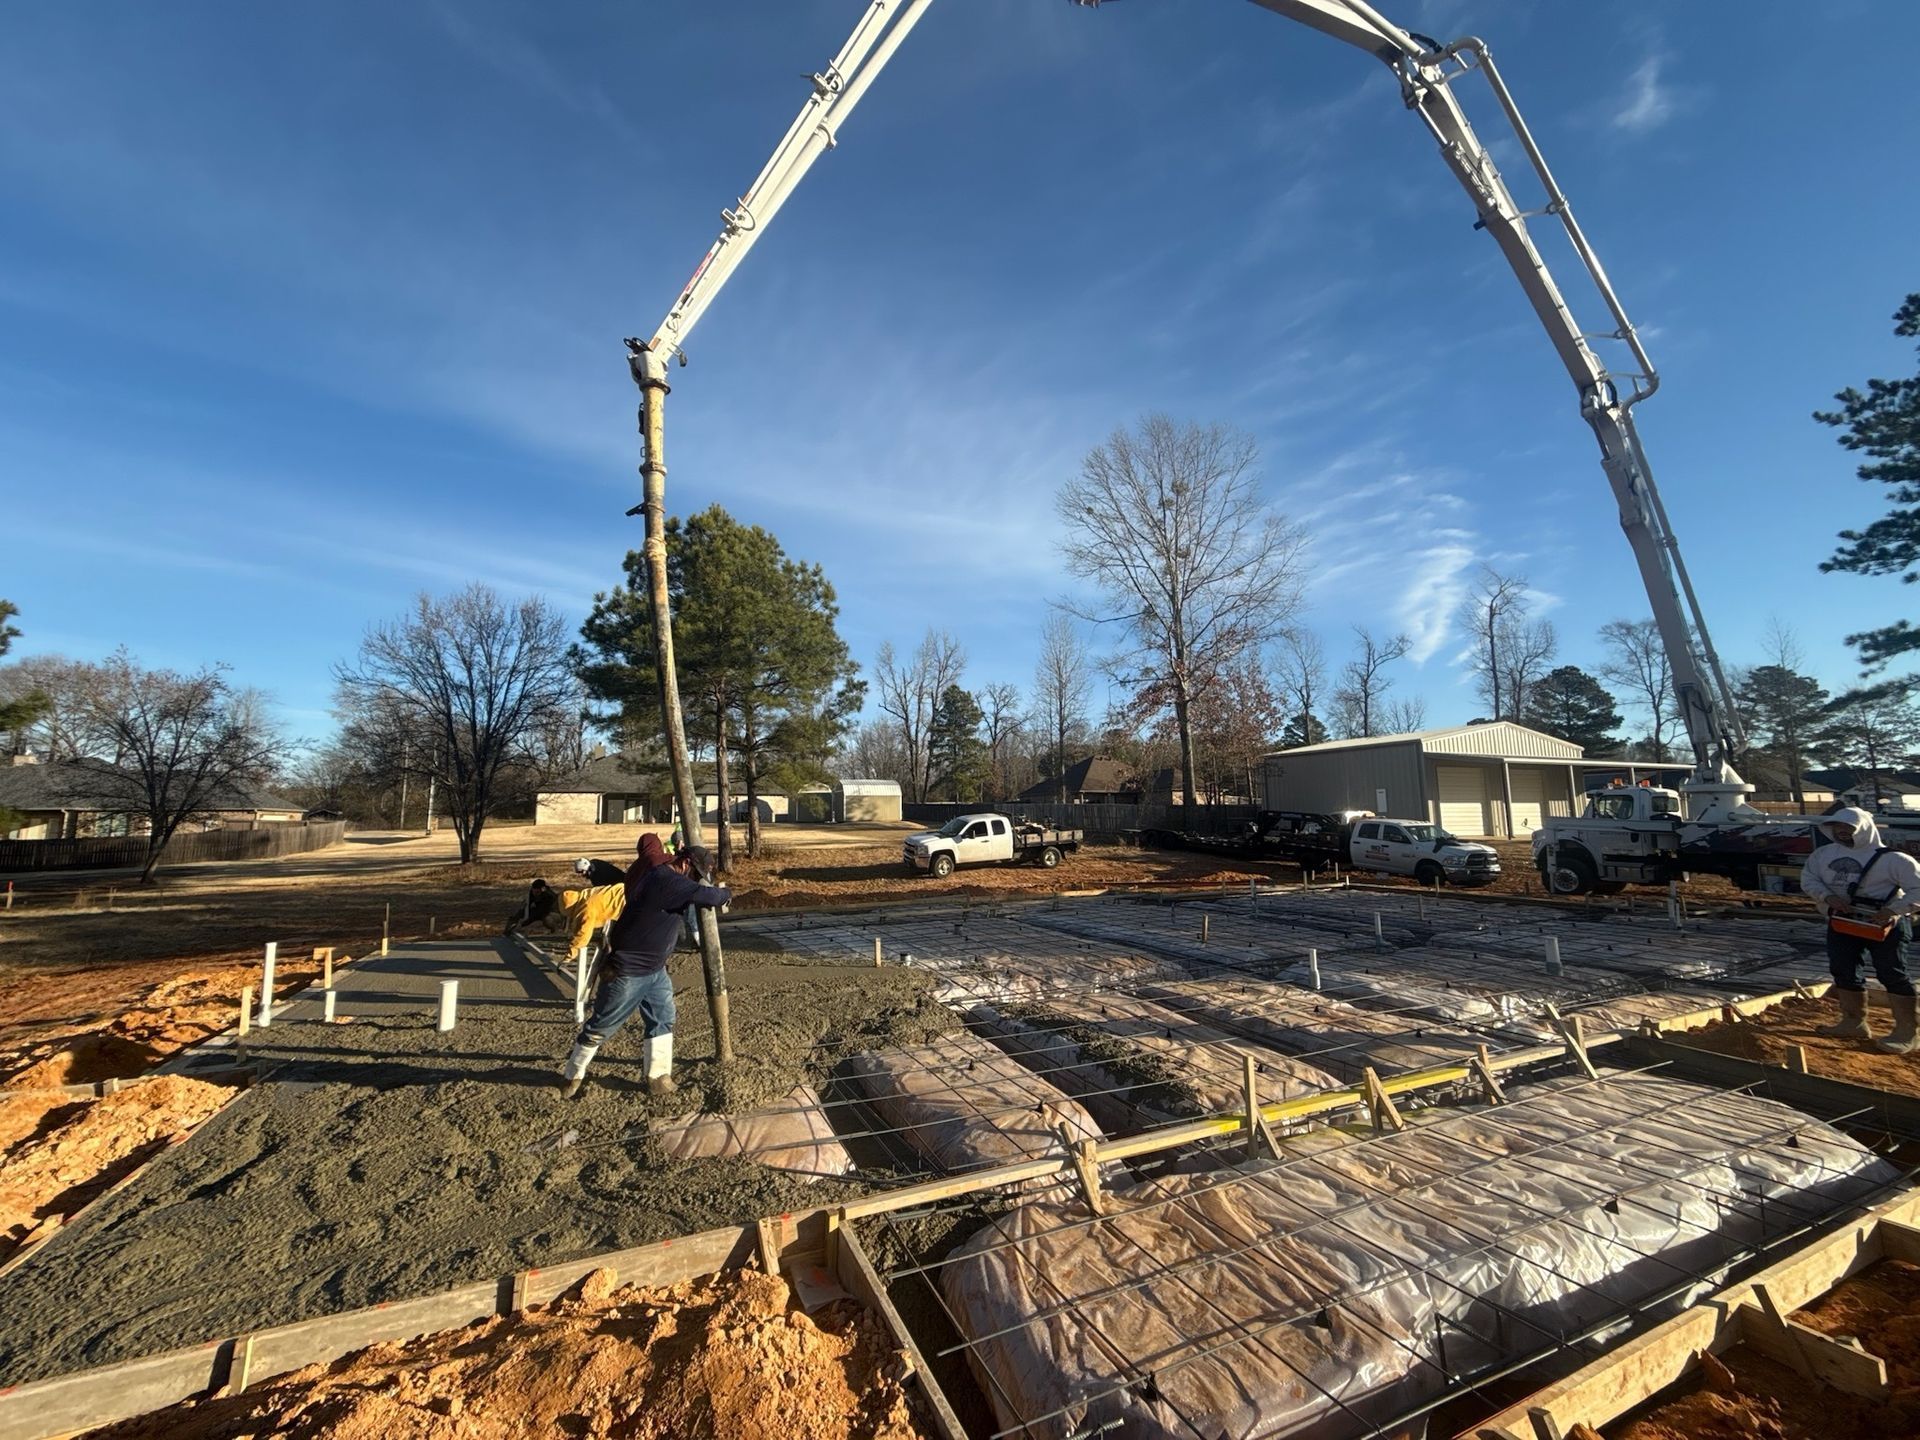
(649, 1085, 854, 1179)
(967, 993, 1347, 1137)
(1022, 898, 1420, 969)
(842, 1029, 1104, 1187)
(1141, 977, 1487, 1083)
(940, 1074, 1899, 1440)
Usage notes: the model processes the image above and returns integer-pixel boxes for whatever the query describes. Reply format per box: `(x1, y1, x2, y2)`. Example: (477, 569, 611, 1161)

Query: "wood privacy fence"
(900, 802, 1264, 838)
(0, 820, 350, 874)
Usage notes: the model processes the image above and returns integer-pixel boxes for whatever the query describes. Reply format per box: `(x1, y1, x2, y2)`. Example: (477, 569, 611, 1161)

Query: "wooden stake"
(1472, 1044, 1507, 1105)
(1544, 1004, 1599, 1080)
(755, 1217, 782, 1275)
(1061, 1128, 1105, 1217)
(874, 936, 883, 968)
(1361, 1067, 1406, 1132)
(1788, 1045, 1810, 1074)
(237, 987, 253, 1039)
(823, 1208, 844, 1271)
(1200, 913, 1210, 944)
(1243, 1055, 1282, 1159)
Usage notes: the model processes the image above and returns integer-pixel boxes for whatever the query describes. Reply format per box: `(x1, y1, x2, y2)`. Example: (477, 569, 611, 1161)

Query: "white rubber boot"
(644, 1033, 676, 1096)
(1881, 995, 1919, 1055)
(1818, 989, 1871, 1038)
(559, 1042, 599, 1099)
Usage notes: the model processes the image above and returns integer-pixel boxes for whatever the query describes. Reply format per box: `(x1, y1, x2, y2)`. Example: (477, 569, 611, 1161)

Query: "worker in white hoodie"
(1800, 807, 1920, 1053)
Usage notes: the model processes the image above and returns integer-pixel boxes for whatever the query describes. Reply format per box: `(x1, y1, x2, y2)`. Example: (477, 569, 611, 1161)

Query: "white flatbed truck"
(903, 814, 1083, 878)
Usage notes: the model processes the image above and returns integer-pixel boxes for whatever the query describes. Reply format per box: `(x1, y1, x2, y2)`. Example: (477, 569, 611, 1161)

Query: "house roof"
(0, 758, 299, 815)
(835, 779, 901, 796)
(1805, 767, 1920, 792)
(1264, 720, 1585, 762)
(1017, 755, 1137, 802)
(537, 753, 664, 795)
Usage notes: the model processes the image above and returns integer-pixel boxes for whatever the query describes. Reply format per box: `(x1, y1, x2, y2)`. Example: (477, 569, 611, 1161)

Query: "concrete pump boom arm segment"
(637, 0, 1751, 811)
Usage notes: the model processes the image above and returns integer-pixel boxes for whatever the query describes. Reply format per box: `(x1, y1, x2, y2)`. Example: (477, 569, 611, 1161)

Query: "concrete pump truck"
(629, 0, 1920, 899)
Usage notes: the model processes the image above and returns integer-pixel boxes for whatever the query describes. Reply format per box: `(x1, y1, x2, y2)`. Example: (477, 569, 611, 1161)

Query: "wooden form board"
(1461, 1187, 1920, 1440)
(835, 1221, 970, 1440)
(0, 1222, 761, 1440)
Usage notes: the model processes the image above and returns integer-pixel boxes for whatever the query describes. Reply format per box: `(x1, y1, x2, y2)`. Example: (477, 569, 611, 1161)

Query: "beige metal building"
(1260, 722, 1681, 839)
(834, 778, 902, 823)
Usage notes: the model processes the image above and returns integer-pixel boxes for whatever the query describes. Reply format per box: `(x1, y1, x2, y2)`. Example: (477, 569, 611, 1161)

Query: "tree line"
(3, 289, 1913, 868)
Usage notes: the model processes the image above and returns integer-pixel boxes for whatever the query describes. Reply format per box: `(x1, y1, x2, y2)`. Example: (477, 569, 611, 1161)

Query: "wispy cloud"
(1612, 54, 1677, 133)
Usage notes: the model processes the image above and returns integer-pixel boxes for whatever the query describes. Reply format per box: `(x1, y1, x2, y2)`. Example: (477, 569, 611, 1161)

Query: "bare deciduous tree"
(1330, 628, 1412, 738)
(1058, 414, 1307, 828)
(1458, 565, 1526, 720)
(1274, 628, 1328, 749)
(874, 630, 966, 804)
(80, 651, 284, 882)
(1381, 694, 1429, 734)
(1032, 613, 1091, 801)
(979, 682, 1024, 804)
(1498, 617, 1558, 722)
(1598, 617, 1678, 762)
(336, 585, 575, 863)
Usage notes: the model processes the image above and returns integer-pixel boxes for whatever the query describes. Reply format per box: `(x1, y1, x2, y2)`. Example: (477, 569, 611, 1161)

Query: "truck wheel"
(1414, 861, 1444, 888)
(1039, 845, 1062, 869)
(931, 853, 955, 879)
(1546, 850, 1598, 896)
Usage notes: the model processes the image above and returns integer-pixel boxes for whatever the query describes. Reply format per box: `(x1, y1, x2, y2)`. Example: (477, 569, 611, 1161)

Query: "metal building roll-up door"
(1510, 769, 1545, 835)
(1436, 765, 1492, 837)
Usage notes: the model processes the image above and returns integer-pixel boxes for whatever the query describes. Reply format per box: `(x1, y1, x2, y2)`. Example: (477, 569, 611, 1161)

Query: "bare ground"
(1675, 992, 1920, 1098)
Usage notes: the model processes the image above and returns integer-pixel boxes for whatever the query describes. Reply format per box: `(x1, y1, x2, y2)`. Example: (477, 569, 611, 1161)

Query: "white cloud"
(1612, 55, 1676, 134)
(1393, 534, 1479, 663)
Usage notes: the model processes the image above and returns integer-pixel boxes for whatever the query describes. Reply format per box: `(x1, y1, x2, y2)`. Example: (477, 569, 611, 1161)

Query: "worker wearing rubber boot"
(1801, 808, 1920, 1052)
(559, 832, 730, 1099)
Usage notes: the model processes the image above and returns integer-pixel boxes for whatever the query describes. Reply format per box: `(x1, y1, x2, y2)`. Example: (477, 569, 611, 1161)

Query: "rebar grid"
(885, 1072, 1897, 1440)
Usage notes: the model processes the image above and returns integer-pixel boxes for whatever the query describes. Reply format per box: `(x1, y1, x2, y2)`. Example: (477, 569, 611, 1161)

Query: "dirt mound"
(1, 963, 315, 1088)
(0, 1074, 236, 1257)
(86, 1267, 928, 1440)
(1677, 993, 1920, 1099)
(1612, 1259, 1920, 1439)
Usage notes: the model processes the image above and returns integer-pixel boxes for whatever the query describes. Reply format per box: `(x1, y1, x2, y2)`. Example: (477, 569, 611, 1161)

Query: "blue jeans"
(1827, 918, 1915, 997)
(576, 967, 676, 1049)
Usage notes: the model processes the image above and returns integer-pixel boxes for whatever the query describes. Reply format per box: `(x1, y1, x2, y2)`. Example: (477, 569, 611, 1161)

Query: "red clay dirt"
(1610, 1258, 1920, 1440)
(83, 1266, 930, 1440)
(1676, 994, 1920, 1099)
(0, 961, 316, 1088)
(0, 1074, 236, 1259)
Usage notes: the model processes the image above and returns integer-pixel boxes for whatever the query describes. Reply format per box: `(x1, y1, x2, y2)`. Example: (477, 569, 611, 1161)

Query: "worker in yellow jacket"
(561, 883, 626, 967)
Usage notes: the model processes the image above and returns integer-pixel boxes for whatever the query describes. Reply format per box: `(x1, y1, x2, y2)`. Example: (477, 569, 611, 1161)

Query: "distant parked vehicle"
(903, 813, 1083, 878)
(1145, 809, 1501, 887)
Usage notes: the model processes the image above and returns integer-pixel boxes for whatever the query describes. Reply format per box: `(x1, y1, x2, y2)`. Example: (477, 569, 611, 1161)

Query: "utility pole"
(628, 340, 732, 1063)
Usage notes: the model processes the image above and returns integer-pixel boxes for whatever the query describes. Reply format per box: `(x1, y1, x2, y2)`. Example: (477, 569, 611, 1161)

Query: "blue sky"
(3, 0, 1916, 748)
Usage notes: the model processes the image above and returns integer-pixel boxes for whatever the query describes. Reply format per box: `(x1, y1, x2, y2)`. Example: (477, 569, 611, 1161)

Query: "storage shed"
(833, 778, 902, 823)
(1260, 722, 1674, 839)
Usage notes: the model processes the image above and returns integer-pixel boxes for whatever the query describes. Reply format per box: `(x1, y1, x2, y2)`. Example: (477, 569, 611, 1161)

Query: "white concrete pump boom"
(635, 0, 1755, 820)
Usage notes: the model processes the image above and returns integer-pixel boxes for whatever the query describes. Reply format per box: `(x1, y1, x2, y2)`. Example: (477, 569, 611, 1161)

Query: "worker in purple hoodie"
(557, 832, 731, 1099)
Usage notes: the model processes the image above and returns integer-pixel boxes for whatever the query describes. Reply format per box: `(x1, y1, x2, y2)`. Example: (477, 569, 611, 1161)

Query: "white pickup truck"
(1342, 816, 1502, 887)
(903, 813, 1083, 878)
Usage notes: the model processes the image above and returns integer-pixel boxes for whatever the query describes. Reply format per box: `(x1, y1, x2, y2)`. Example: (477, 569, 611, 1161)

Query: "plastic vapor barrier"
(1141, 977, 1487, 1083)
(843, 1030, 1104, 1188)
(942, 1074, 1899, 1439)
(650, 1084, 854, 1179)
(967, 994, 1346, 1138)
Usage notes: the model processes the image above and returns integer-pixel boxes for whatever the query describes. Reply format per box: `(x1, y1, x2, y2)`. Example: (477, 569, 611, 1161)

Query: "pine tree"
(928, 685, 990, 802)
(1817, 293, 1920, 673)
(1522, 666, 1623, 754)
(1736, 665, 1836, 807)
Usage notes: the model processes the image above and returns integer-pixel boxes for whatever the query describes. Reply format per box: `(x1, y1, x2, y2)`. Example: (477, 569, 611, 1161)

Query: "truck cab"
(903, 814, 1080, 878)
(1533, 785, 1684, 894)
(1348, 817, 1501, 887)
